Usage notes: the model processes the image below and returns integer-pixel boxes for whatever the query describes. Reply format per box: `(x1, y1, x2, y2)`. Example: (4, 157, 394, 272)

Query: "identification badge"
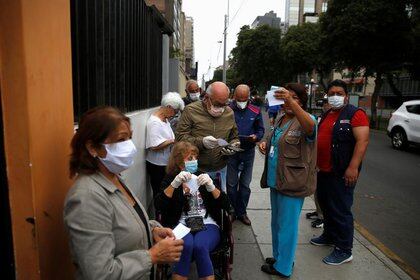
(340, 119, 351, 124)
(269, 146, 275, 158)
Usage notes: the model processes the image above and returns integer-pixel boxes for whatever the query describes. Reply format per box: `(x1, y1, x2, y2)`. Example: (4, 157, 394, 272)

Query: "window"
(406, 105, 420, 115)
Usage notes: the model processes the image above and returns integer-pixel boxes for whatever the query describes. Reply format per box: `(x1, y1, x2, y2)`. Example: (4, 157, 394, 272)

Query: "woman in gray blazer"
(64, 106, 184, 280)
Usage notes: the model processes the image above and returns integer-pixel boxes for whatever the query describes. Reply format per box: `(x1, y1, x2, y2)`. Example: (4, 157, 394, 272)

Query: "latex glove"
(197, 174, 216, 192)
(221, 147, 236, 156)
(203, 136, 218, 149)
(170, 171, 191, 189)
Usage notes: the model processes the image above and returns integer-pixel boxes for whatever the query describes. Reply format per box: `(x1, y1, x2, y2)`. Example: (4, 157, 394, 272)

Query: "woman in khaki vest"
(258, 83, 317, 278)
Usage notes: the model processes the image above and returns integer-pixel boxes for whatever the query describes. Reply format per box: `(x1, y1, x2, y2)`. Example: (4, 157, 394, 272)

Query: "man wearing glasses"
(176, 81, 240, 192)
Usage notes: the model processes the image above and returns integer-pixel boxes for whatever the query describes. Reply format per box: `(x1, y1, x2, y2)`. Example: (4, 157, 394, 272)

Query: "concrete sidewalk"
(230, 149, 412, 280)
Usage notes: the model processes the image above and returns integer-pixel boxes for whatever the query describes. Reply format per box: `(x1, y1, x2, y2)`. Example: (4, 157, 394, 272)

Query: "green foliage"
(319, 0, 412, 74)
(230, 25, 283, 90)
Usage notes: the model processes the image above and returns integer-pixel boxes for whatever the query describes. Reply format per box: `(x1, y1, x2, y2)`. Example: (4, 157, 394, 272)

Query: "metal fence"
(378, 76, 420, 97)
(71, 0, 171, 121)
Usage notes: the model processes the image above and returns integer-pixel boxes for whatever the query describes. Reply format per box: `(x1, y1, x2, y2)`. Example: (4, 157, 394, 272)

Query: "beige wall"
(0, 0, 74, 278)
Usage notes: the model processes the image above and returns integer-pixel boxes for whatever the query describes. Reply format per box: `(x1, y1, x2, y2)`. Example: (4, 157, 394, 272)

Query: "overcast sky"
(182, 0, 285, 83)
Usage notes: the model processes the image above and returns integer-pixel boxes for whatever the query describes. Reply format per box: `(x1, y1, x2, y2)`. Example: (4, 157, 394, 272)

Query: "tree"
(320, 0, 412, 127)
(210, 68, 239, 90)
(280, 22, 332, 90)
(230, 25, 283, 91)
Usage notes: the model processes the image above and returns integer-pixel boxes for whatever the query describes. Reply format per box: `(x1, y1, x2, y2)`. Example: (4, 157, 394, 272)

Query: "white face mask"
(236, 101, 248, 109)
(189, 92, 200, 101)
(328, 95, 345, 109)
(99, 140, 137, 174)
(209, 105, 225, 117)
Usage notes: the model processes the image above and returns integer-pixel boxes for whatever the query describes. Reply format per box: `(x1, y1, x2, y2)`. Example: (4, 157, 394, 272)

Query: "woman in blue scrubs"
(258, 83, 317, 278)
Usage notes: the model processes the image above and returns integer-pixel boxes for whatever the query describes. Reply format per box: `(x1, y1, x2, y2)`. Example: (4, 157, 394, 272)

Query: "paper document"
(266, 90, 284, 107)
(185, 174, 199, 194)
(172, 223, 191, 240)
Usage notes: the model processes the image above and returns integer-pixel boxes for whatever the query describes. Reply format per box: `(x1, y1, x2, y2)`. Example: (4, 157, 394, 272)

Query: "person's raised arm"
(275, 89, 315, 135)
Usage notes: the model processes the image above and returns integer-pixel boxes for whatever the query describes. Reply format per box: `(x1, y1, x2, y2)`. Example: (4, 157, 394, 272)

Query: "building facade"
(251, 11, 282, 29)
(184, 16, 195, 76)
(285, 0, 327, 28)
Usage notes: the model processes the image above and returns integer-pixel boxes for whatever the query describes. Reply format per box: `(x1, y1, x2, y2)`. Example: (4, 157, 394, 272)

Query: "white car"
(387, 100, 420, 149)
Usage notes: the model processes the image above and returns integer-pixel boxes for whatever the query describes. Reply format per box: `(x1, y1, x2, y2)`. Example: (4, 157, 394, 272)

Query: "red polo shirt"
(317, 109, 369, 172)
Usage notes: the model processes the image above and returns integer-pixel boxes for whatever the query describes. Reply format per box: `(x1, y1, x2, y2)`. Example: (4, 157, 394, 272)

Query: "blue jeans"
(226, 148, 255, 217)
(173, 224, 220, 278)
(207, 166, 227, 193)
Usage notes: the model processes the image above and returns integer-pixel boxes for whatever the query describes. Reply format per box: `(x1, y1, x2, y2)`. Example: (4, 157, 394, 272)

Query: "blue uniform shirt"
(230, 101, 265, 151)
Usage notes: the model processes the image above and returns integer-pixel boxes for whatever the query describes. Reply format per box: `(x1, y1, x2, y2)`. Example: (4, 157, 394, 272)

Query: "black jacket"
(154, 173, 230, 229)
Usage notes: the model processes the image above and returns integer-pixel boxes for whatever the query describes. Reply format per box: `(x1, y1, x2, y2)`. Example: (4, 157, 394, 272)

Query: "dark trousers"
(316, 171, 355, 253)
(226, 148, 255, 217)
(146, 161, 166, 198)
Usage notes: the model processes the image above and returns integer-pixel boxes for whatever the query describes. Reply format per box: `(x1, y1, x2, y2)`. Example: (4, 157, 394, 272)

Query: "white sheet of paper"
(270, 85, 280, 90)
(266, 90, 284, 106)
(217, 138, 229, 147)
(185, 174, 199, 194)
(172, 223, 191, 240)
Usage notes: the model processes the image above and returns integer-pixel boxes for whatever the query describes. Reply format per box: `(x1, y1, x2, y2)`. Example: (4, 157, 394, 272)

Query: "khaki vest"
(260, 114, 317, 197)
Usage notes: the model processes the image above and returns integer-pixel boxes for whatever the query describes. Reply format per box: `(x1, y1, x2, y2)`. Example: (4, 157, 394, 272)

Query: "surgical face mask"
(209, 105, 225, 117)
(189, 92, 200, 101)
(328, 95, 345, 109)
(184, 160, 198, 173)
(236, 101, 248, 109)
(99, 139, 137, 174)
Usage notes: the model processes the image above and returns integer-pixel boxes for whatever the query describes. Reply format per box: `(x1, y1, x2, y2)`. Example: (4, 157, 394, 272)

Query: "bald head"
(234, 84, 250, 102)
(207, 81, 230, 106)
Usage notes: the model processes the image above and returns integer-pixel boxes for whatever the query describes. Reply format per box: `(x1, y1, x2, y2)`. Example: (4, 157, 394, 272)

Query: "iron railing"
(71, 0, 172, 121)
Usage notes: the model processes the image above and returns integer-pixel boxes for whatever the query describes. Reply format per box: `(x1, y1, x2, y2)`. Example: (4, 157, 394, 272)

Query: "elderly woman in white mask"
(146, 92, 185, 199)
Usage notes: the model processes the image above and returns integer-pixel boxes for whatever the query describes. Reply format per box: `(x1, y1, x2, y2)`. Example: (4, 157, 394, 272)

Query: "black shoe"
(306, 211, 318, 220)
(261, 264, 290, 278)
(265, 257, 276, 265)
(311, 218, 324, 228)
(239, 215, 252, 226)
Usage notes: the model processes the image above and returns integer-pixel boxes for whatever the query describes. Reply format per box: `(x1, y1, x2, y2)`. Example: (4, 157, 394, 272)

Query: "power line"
(228, 0, 248, 29)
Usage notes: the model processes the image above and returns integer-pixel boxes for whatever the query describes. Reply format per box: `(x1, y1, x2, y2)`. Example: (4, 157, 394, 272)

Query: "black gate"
(71, 0, 172, 121)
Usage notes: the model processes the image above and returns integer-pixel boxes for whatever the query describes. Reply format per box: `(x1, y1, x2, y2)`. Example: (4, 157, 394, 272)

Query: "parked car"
(387, 100, 420, 149)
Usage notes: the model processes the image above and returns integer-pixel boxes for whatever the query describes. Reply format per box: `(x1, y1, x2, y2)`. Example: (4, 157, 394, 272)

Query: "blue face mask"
(184, 160, 198, 173)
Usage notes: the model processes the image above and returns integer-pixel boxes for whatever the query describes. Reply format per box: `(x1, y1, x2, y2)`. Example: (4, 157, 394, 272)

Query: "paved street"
(354, 130, 420, 272)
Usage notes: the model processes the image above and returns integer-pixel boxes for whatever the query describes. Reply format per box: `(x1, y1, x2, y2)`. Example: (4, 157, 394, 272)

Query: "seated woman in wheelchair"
(155, 141, 230, 280)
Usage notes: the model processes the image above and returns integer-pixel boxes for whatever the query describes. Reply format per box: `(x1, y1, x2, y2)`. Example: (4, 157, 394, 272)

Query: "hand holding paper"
(172, 223, 191, 240)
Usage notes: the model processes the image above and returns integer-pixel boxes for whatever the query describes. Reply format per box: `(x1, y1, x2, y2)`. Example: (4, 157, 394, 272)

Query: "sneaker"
(310, 235, 334, 246)
(311, 219, 324, 228)
(323, 248, 353, 265)
(306, 211, 318, 219)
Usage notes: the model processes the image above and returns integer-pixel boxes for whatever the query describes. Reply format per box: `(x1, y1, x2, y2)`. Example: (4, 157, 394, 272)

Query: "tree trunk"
(318, 70, 328, 92)
(386, 73, 403, 106)
(370, 71, 383, 128)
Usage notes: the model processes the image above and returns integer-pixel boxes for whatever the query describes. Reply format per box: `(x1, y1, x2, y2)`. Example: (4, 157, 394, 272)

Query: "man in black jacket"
(183, 80, 202, 106)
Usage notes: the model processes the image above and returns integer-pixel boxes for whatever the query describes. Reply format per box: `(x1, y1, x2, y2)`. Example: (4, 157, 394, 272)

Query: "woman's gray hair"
(161, 92, 185, 111)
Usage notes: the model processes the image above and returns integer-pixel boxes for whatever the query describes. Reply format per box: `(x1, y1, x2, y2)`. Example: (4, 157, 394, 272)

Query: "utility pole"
(222, 0, 229, 83)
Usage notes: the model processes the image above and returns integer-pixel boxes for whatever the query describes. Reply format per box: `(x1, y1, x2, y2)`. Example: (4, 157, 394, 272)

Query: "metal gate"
(71, 0, 172, 121)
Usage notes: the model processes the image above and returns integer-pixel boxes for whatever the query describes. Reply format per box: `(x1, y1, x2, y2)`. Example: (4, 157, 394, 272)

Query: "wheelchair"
(155, 177, 234, 280)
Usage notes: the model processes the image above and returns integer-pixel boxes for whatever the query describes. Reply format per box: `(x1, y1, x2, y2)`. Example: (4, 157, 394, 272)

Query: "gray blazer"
(64, 172, 161, 280)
